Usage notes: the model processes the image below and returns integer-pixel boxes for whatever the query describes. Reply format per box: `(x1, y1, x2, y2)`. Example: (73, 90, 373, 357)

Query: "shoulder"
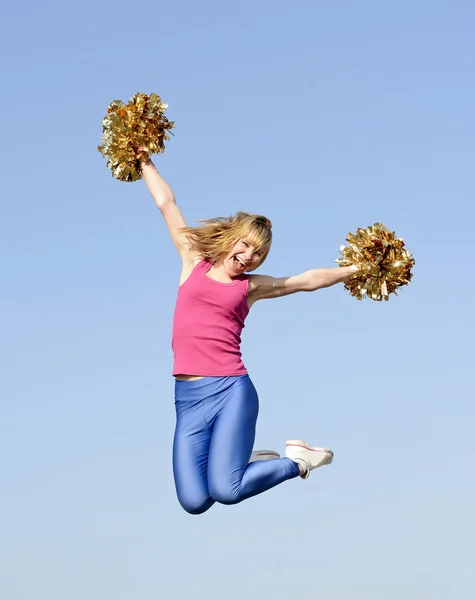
(248, 273, 281, 295)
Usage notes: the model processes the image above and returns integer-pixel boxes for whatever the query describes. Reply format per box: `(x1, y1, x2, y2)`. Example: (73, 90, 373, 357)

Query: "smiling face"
(222, 232, 271, 277)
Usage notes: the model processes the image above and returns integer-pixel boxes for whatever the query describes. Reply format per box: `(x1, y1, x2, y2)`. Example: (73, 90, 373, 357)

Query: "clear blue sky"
(1, 1, 474, 599)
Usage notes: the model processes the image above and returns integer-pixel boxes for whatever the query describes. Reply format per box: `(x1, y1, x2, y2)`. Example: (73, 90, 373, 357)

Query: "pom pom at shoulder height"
(336, 223, 415, 301)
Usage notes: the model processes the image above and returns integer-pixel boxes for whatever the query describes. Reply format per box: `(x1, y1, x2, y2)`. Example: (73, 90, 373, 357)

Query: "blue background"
(1, 1, 473, 599)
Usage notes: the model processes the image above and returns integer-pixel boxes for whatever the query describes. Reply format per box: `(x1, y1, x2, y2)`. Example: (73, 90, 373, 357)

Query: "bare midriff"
(175, 374, 205, 381)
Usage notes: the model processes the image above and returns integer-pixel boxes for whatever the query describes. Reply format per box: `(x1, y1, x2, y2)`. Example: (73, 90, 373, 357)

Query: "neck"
(207, 262, 234, 283)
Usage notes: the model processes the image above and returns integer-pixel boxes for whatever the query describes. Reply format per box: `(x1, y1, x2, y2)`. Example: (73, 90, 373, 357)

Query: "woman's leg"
(207, 376, 300, 505)
(173, 383, 215, 515)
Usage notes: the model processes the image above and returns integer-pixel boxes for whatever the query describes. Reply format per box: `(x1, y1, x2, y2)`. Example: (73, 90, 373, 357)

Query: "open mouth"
(233, 256, 246, 269)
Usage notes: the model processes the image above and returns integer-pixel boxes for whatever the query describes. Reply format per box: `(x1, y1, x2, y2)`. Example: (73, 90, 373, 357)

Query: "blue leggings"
(173, 374, 300, 514)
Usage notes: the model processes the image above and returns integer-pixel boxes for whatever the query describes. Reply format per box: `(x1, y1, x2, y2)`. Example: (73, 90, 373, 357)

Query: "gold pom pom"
(336, 223, 415, 301)
(97, 92, 175, 182)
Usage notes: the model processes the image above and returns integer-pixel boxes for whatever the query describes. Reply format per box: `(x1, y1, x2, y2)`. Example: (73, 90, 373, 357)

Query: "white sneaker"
(285, 440, 334, 479)
(249, 450, 281, 463)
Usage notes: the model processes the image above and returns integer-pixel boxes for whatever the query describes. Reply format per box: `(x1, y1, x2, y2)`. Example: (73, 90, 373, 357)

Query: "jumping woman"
(142, 157, 357, 514)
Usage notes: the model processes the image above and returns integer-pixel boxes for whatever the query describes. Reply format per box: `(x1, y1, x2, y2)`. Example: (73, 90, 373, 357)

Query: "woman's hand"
(137, 146, 155, 165)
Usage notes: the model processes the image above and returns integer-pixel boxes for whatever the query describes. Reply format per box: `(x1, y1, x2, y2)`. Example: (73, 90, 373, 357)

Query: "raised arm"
(141, 158, 193, 259)
(248, 266, 358, 302)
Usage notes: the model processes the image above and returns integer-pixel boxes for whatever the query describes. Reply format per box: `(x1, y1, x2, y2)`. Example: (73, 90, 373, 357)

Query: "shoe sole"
(250, 450, 281, 461)
(286, 441, 334, 470)
(286, 440, 334, 458)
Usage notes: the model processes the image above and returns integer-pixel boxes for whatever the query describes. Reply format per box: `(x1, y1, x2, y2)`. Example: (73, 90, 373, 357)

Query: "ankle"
(294, 458, 308, 478)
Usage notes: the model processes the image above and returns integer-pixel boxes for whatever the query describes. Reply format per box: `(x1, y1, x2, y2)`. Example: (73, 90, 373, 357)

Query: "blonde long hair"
(180, 212, 272, 267)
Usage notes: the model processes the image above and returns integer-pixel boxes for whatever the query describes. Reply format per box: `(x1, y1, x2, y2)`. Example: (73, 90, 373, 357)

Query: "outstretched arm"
(248, 266, 358, 302)
(142, 158, 193, 258)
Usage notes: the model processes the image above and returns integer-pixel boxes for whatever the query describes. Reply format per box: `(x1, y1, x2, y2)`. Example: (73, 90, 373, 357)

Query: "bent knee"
(181, 502, 211, 515)
(177, 494, 214, 515)
(209, 482, 242, 506)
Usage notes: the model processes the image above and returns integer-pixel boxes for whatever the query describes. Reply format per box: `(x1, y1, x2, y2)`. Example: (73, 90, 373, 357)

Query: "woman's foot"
(285, 440, 334, 479)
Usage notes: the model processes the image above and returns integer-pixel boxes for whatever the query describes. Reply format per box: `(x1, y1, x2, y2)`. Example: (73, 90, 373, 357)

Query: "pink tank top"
(172, 260, 250, 376)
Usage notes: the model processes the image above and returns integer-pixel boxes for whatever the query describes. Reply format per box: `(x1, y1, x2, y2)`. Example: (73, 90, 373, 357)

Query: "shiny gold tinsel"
(97, 92, 175, 182)
(336, 223, 415, 301)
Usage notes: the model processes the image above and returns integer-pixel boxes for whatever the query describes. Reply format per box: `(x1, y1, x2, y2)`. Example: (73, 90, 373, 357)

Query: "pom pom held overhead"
(97, 92, 175, 182)
(336, 223, 415, 301)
